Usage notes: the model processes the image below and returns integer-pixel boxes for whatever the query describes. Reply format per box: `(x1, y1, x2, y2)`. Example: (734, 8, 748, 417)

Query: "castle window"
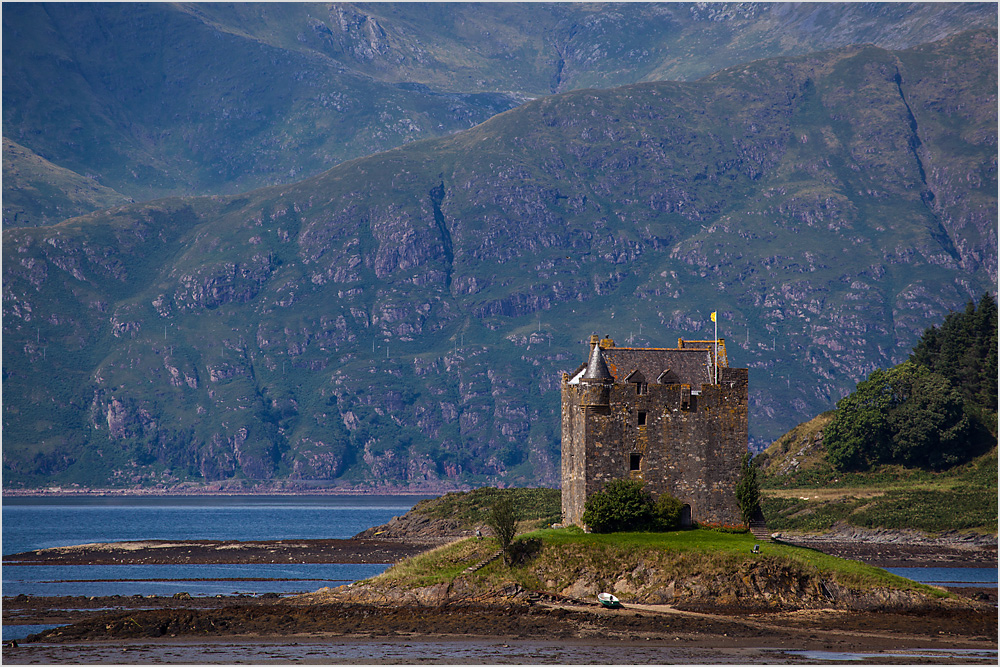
(637, 410, 647, 426)
(629, 453, 642, 471)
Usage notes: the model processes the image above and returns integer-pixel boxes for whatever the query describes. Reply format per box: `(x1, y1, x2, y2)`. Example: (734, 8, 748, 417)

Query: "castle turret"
(579, 341, 612, 407)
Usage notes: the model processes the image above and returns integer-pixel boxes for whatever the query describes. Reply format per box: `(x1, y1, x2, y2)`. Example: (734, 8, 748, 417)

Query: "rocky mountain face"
(3, 31, 996, 491)
(4, 3, 996, 227)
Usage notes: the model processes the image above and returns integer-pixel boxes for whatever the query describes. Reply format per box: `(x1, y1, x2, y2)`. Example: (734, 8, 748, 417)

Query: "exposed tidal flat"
(2, 495, 997, 664)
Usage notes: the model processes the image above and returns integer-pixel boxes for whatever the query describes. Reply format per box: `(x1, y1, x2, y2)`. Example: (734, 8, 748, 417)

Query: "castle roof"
(569, 340, 724, 386)
(602, 346, 714, 387)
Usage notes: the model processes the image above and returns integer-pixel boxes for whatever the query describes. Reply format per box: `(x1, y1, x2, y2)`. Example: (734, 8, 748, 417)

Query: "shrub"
(652, 492, 684, 530)
(825, 362, 975, 471)
(582, 479, 654, 533)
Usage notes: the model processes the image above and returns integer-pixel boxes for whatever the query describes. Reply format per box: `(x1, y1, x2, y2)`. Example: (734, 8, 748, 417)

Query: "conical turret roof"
(582, 343, 613, 382)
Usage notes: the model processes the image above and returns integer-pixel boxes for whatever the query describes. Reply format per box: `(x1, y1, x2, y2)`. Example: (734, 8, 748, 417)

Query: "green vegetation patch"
(523, 528, 932, 594)
(763, 496, 868, 532)
(411, 487, 561, 530)
(372, 539, 499, 589)
(762, 447, 998, 532)
(851, 489, 999, 533)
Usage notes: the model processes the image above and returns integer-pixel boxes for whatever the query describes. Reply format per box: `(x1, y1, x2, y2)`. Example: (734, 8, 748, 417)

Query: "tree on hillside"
(887, 366, 972, 469)
(910, 293, 998, 412)
(825, 294, 997, 473)
(825, 362, 973, 471)
(485, 494, 519, 565)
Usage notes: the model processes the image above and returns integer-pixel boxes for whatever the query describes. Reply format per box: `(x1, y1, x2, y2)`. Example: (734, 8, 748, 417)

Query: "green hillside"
(758, 296, 998, 533)
(2, 32, 997, 491)
(3, 3, 995, 226)
(2, 139, 131, 227)
(761, 448, 997, 534)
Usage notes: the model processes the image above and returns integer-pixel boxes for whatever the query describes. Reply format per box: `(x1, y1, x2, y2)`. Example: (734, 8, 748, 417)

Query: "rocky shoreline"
(7, 530, 993, 570)
(773, 531, 997, 569)
(4, 533, 996, 641)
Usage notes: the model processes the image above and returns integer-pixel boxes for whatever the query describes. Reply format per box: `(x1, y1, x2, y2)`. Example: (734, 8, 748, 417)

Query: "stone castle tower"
(561, 334, 748, 527)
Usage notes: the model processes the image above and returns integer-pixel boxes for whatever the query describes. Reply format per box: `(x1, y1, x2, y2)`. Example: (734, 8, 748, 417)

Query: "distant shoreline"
(2, 486, 469, 498)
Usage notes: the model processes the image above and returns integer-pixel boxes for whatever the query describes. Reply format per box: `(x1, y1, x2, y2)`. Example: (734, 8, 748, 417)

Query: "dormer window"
(624, 369, 647, 395)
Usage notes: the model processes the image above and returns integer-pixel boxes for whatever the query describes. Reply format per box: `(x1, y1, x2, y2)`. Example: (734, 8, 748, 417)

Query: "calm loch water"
(2, 494, 429, 555)
(2, 494, 427, 636)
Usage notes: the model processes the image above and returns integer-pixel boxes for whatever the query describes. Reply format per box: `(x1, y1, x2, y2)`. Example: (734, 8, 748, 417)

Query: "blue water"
(3, 624, 61, 642)
(2, 495, 430, 642)
(2, 495, 426, 598)
(885, 566, 998, 588)
(2, 495, 428, 556)
(3, 562, 388, 597)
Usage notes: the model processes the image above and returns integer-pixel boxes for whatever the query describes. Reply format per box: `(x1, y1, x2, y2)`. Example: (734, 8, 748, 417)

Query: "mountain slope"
(2, 32, 996, 490)
(3, 3, 996, 226)
(2, 139, 132, 227)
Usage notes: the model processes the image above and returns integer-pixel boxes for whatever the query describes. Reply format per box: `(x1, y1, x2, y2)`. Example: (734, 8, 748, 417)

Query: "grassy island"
(329, 524, 950, 612)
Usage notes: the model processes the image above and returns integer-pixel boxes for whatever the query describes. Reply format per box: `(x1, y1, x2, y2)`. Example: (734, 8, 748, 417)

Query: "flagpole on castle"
(711, 311, 718, 385)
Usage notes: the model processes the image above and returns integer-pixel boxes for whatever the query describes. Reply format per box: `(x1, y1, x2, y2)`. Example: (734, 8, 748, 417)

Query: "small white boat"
(597, 592, 621, 608)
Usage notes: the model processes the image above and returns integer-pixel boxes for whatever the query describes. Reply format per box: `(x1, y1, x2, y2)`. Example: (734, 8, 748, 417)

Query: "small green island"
(308, 488, 964, 613)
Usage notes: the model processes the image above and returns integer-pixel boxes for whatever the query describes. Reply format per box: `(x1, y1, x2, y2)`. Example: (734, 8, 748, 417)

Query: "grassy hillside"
(3, 3, 995, 225)
(410, 487, 562, 531)
(2, 139, 131, 227)
(758, 295, 998, 534)
(762, 450, 998, 534)
(3, 32, 996, 490)
(760, 445, 998, 535)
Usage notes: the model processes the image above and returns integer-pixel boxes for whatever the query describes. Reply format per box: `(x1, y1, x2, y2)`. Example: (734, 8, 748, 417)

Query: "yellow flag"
(710, 311, 716, 322)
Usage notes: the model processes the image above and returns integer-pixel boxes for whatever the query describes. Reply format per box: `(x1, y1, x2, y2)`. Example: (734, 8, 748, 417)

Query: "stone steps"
(464, 550, 503, 573)
(749, 519, 771, 542)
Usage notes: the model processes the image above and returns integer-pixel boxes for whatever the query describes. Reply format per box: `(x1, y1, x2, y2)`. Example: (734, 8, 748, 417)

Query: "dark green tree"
(887, 365, 970, 469)
(824, 368, 895, 470)
(582, 479, 654, 533)
(485, 494, 519, 565)
(735, 451, 761, 525)
(826, 362, 975, 471)
(910, 293, 998, 412)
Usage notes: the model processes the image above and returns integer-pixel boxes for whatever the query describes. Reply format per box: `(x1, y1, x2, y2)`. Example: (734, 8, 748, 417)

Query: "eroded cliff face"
(2, 33, 996, 489)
